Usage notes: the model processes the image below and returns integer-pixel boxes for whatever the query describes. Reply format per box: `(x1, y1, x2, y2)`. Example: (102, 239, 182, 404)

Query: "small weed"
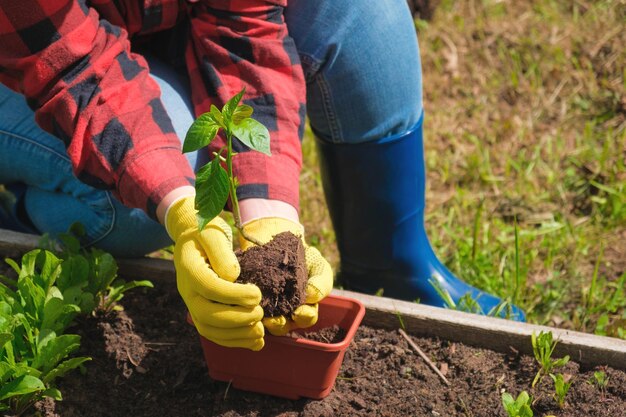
(550, 373, 572, 409)
(501, 390, 533, 417)
(531, 331, 569, 387)
(590, 370, 609, 398)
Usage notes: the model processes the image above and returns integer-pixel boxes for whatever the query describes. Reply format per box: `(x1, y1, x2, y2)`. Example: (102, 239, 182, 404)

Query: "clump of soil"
(236, 231, 307, 317)
(289, 325, 347, 344)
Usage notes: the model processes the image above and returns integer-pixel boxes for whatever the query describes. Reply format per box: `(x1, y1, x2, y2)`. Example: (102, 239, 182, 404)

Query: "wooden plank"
(0, 229, 40, 258)
(2, 228, 625, 369)
(333, 289, 626, 370)
(0, 229, 176, 282)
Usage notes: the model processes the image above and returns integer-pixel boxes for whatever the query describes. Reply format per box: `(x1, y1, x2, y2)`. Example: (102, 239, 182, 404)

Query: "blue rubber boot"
(316, 114, 526, 321)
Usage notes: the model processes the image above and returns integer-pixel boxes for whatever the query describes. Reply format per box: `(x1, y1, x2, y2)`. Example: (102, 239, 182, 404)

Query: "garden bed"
(1, 230, 625, 416)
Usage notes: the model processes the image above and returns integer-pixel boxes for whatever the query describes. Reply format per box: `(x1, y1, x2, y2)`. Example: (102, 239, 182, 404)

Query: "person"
(0, 0, 524, 350)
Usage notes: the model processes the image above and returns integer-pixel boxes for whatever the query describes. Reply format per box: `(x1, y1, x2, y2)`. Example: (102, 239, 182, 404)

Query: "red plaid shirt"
(0, 0, 304, 219)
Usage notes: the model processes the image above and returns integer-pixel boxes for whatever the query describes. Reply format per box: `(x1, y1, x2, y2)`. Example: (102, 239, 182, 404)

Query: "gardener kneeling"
(0, 0, 525, 351)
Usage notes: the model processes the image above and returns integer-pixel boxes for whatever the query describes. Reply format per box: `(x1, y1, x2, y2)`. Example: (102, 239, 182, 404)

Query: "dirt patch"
(37, 277, 624, 417)
(289, 325, 347, 344)
(236, 231, 307, 317)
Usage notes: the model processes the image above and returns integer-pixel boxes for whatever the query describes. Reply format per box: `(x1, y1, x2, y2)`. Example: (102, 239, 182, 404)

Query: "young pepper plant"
(183, 88, 270, 245)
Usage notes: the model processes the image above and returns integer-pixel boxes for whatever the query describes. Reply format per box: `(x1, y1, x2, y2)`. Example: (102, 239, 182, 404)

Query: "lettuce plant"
(0, 250, 90, 415)
(50, 229, 153, 314)
(0, 233, 153, 415)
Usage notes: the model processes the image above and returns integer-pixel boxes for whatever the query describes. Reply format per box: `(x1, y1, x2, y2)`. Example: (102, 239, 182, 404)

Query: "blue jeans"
(0, 0, 421, 257)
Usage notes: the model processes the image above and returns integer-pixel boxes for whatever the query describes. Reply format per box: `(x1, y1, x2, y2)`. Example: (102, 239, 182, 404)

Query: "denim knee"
(286, 0, 423, 143)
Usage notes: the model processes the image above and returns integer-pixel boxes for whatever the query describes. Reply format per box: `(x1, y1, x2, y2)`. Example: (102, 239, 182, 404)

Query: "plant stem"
(225, 130, 265, 247)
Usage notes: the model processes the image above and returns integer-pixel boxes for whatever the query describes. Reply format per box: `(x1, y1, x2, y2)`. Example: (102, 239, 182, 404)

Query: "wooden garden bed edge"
(1, 229, 624, 370)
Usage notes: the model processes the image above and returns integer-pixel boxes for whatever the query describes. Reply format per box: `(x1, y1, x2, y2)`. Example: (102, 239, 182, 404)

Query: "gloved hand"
(240, 217, 333, 336)
(165, 196, 265, 350)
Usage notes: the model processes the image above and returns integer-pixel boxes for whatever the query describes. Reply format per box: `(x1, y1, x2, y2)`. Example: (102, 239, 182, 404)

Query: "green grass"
(299, 0, 625, 337)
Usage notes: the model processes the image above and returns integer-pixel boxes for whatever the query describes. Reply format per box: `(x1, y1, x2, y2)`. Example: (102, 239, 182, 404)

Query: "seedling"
(501, 390, 533, 417)
(0, 250, 90, 415)
(550, 373, 572, 408)
(591, 370, 609, 398)
(182, 87, 270, 245)
(43, 227, 153, 314)
(531, 331, 569, 387)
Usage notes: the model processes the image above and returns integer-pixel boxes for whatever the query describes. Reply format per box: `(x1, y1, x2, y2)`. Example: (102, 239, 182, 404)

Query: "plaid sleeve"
(0, 0, 193, 219)
(186, 0, 305, 211)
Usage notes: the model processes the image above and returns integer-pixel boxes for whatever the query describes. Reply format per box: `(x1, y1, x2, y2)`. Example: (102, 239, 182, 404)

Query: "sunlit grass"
(299, 0, 625, 336)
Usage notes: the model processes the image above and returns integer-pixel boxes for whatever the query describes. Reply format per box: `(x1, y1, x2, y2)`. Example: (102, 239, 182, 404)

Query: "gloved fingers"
(212, 337, 265, 351)
(292, 303, 319, 329)
(263, 303, 319, 336)
(194, 320, 265, 341)
(239, 217, 304, 251)
(196, 322, 265, 351)
(186, 296, 265, 328)
(177, 238, 261, 306)
(304, 246, 334, 304)
(262, 315, 294, 336)
(197, 217, 240, 282)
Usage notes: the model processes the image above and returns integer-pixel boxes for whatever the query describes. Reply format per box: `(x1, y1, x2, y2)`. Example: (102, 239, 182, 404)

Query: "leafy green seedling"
(531, 331, 569, 387)
(182, 88, 270, 245)
(52, 229, 153, 314)
(0, 250, 91, 415)
(501, 391, 533, 417)
(591, 370, 609, 398)
(550, 373, 572, 408)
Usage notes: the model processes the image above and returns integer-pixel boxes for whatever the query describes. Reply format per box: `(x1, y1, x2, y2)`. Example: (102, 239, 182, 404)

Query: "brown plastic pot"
(189, 294, 365, 400)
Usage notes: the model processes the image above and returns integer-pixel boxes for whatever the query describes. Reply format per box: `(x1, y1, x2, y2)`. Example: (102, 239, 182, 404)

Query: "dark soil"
(236, 231, 307, 317)
(35, 276, 625, 417)
(289, 325, 347, 344)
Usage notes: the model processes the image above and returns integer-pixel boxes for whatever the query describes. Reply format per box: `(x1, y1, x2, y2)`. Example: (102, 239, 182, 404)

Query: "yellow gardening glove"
(240, 217, 334, 336)
(165, 196, 265, 350)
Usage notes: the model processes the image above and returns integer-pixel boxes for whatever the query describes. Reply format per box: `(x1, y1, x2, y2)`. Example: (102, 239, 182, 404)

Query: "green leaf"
(232, 104, 253, 124)
(89, 251, 118, 294)
(62, 287, 85, 309)
(183, 113, 220, 153)
(42, 357, 91, 385)
(222, 88, 245, 122)
(0, 375, 45, 401)
(32, 334, 81, 373)
(501, 392, 514, 413)
(25, 250, 62, 292)
(0, 362, 14, 384)
(554, 355, 570, 367)
(515, 391, 530, 408)
(108, 280, 153, 301)
(209, 105, 226, 129)
(519, 404, 533, 417)
(0, 332, 12, 348)
(42, 387, 62, 401)
(36, 329, 57, 352)
(57, 255, 89, 292)
(59, 232, 81, 255)
(18, 277, 46, 324)
(194, 158, 230, 230)
(231, 118, 271, 155)
(41, 297, 80, 334)
(4, 258, 21, 276)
